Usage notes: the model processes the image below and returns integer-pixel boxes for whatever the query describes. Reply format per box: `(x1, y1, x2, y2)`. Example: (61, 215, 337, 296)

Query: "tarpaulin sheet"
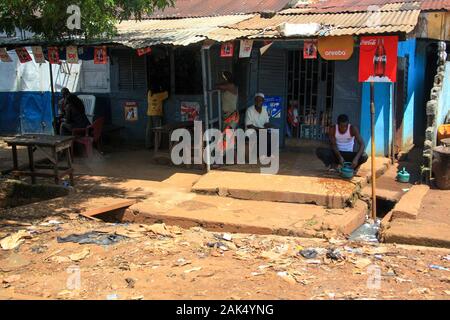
(0, 91, 53, 134)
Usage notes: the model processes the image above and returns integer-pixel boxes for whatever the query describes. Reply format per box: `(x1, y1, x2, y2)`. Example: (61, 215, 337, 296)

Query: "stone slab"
(390, 185, 430, 220)
(125, 195, 368, 238)
(191, 171, 358, 209)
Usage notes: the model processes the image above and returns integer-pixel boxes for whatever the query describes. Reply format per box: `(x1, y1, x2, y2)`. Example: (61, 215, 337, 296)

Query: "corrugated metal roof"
(148, 0, 293, 18)
(226, 9, 420, 37)
(289, 0, 450, 13)
(114, 15, 255, 47)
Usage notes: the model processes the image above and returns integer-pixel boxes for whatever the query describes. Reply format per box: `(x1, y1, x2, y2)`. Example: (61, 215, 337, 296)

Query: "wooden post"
(48, 63, 56, 134)
(370, 81, 377, 220)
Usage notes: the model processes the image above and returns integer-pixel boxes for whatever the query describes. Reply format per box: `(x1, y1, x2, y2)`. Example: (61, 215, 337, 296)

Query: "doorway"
(287, 50, 335, 141)
(394, 56, 408, 157)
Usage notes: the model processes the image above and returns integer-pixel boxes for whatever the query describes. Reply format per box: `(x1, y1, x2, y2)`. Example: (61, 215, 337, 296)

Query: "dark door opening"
(146, 47, 171, 93)
(394, 56, 408, 157)
(287, 50, 335, 140)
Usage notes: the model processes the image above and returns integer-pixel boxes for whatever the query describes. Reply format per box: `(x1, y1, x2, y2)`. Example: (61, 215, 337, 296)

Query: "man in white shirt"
(245, 93, 270, 130)
(245, 93, 274, 157)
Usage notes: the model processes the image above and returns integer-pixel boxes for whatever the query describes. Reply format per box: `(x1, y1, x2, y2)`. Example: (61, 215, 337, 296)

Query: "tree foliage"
(0, 0, 174, 41)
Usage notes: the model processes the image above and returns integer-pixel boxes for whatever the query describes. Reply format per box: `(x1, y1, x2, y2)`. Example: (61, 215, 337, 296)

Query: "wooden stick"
(370, 81, 377, 220)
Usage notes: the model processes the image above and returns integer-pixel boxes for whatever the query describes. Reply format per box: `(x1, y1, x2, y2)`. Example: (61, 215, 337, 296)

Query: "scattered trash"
(145, 223, 173, 237)
(1, 230, 31, 250)
(125, 278, 136, 289)
(344, 246, 363, 255)
(39, 220, 62, 227)
(251, 272, 264, 276)
(131, 295, 144, 300)
(384, 268, 396, 277)
(326, 248, 343, 261)
(173, 258, 191, 267)
(299, 248, 318, 259)
(106, 293, 119, 300)
(305, 259, 321, 265)
(69, 248, 91, 262)
(442, 255, 450, 262)
(57, 231, 127, 246)
(395, 277, 412, 283)
(207, 242, 229, 251)
(353, 258, 372, 269)
(51, 255, 71, 263)
(217, 233, 232, 241)
(2, 275, 21, 284)
(408, 287, 429, 295)
(402, 188, 410, 192)
(276, 271, 296, 285)
(349, 220, 380, 243)
(429, 264, 449, 271)
(31, 245, 47, 254)
(184, 267, 202, 273)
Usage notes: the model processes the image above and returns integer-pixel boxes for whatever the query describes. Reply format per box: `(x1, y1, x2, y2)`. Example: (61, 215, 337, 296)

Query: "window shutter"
(118, 50, 146, 91)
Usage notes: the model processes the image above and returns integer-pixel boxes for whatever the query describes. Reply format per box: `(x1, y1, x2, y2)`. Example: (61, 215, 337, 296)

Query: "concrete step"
(191, 170, 359, 209)
(124, 194, 368, 238)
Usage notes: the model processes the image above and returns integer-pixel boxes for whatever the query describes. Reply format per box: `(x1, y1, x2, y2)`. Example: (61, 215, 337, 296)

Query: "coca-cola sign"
(359, 36, 398, 83)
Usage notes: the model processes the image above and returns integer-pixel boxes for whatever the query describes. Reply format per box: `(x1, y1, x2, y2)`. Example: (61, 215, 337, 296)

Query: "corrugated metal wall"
(332, 50, 362, 128)
(257, 47, 287, 147)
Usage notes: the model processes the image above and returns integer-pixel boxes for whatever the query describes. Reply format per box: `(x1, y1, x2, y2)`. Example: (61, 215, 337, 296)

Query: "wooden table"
(4, 134, 75, 185)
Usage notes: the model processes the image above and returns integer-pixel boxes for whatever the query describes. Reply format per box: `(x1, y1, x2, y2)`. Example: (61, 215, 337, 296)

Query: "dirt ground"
(1, 210, 449, 300)
(1, 139, 449, 300)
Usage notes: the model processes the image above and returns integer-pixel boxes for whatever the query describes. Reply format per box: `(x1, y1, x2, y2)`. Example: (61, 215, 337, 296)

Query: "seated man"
(245, 93, 273, 157)
(316, 114, 368, 172)
(60, 94, 90, 136)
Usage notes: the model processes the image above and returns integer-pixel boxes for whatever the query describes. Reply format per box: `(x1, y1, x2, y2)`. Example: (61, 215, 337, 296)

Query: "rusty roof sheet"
(226, 9, 420, 37)
(148, 0, 293, 18)
(114, 15, 255, 47)
(288, 0, 450, 13)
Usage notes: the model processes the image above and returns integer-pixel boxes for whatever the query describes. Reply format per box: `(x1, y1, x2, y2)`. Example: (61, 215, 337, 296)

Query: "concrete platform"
(125, 195, 368, 238)
(381, 218, 450, 248)
(381, 189, 450, 248)
(191, 170, 358, 209)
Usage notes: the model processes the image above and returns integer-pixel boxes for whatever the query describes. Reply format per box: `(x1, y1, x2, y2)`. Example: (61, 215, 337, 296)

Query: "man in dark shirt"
(60, 94, 90, 136)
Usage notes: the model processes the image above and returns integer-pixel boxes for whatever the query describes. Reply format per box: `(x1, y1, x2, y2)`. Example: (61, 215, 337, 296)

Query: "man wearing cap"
(245, 93, 271, 130)
(245, 93, 273, 157)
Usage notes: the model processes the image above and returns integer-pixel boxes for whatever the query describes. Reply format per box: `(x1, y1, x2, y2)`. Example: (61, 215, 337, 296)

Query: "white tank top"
(335, 124, 355, 152)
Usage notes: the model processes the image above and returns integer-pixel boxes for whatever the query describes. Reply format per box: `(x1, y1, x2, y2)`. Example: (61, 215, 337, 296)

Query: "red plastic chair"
(72, 117, 104, 157)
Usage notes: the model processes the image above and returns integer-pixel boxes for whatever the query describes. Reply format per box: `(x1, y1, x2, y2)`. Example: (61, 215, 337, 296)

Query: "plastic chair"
(72, 117, 104, 157)
(77, 95, 96, 124)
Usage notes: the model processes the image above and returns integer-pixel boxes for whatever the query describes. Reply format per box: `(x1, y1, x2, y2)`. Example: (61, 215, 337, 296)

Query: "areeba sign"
(318, 36, 354, 60)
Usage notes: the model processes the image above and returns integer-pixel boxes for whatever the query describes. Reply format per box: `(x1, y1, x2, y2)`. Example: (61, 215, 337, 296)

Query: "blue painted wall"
(360, 83, 393, 156)
(360, 38, 428, 156)
(397, 38, 427, 148)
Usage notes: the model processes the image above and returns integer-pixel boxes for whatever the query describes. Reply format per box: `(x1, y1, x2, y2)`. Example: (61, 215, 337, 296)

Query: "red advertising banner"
(220, 42, 234, 58)
(48, 47, 60, 64)
(31, 46, 45, 63)
(94, 46, 108, 64)
(359, 36, 398, 83)
(15, 47, 32, 63)
(137, 47, 152, 56)
(66, 46, 79, 64)
(303, 40, 318, 59)
(0, 48, 12, 62)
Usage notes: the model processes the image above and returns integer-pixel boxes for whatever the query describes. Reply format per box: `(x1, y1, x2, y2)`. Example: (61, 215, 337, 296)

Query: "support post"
(201, 47, 211, 172)
(48, 63, 56, 134)
(370, 81, 377, 220)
